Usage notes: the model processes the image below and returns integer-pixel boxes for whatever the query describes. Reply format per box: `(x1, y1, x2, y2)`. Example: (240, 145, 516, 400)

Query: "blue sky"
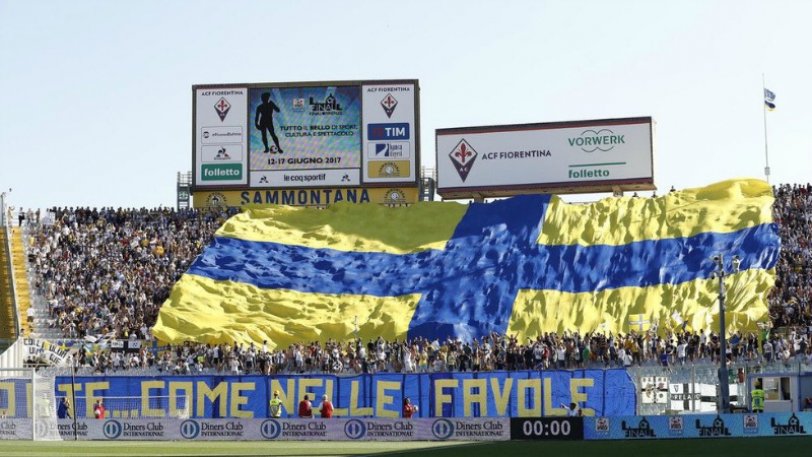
(1, 0, 809, 209)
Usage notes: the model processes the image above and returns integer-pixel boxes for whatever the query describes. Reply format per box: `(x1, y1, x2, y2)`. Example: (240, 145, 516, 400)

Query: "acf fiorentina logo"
(381, 93, 398, 118)
(214, 97, 231, 121)
(449, 139, 478, 182)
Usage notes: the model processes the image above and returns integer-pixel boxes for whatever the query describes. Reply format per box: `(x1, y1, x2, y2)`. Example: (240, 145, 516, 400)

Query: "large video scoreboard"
(192, 80, 420, 193)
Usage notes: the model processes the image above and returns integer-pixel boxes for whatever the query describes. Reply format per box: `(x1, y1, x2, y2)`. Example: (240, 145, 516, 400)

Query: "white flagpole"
(762, 74, 771, 183)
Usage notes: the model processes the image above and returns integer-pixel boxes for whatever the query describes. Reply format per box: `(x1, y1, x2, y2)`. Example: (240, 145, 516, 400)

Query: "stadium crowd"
(770, 183, 812, 330)
(18, 183, 812, 375)
(69, 327, 812, 375)
(25, 206, 236, 340)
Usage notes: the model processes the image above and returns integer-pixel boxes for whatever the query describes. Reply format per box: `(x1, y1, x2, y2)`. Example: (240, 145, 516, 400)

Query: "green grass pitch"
(0, 437, 810, 457)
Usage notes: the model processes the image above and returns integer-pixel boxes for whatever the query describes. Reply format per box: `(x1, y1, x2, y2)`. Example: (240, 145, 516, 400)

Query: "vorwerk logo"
(344, 419, 366, 440)
(180, 420, 201, 439)
(431, 419, 454, 440)
(103, 420, 123, 439)
(568, 129, 625, 153)
(260, 420, 282, 440)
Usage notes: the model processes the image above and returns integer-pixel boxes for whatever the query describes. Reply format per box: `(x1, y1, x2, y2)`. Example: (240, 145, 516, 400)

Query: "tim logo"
(214, 97, 231, 122)
(694, 416, 731, 437)
(621, 418, 656, 438)
(368, 123, 409, 141)
(344, 419, 366, 440)
(309, 93, 342, 114)
(103, 420, 123, 439)
(260, 419, 282, 440)
(431, 419, 454, 440)
(771, 414, 807, 435)
(448, 139, 478, 182)
(180, 420, 200, 439)
(381, 93, 398, 118)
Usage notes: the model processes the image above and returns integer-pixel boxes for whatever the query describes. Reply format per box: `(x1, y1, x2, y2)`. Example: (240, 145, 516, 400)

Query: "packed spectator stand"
(770, 183, 812, 330)
(61, 328, 812, 376)
(17, 184, 812, 375)
(26, 206, 237, 341)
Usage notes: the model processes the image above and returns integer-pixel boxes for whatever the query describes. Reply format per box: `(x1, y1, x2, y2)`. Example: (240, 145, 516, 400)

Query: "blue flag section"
(50, 370, 635, 419)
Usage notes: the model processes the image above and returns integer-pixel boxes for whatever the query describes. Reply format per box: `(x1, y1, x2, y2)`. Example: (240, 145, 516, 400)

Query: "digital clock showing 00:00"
(509, 417, 585, 441)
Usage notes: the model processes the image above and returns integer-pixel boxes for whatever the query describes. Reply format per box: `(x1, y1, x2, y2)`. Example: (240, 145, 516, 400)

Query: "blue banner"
(45, 369, 635, 419)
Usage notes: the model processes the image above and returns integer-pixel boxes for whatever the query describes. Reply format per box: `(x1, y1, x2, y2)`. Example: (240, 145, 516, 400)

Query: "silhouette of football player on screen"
(255, 92, 283, 153)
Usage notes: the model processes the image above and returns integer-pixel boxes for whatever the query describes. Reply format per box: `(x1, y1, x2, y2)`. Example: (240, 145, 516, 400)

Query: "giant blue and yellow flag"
(152, 179, 779, 348)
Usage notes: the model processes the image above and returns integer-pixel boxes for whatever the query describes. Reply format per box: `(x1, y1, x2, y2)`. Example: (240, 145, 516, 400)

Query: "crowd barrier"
(5, 417, 510, 441)
(1, 413, 810, 440)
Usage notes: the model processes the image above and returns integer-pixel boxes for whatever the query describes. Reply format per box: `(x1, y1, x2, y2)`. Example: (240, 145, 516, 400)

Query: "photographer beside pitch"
(402, 397, 418, 418)
(319, 395, 333, 418)
(269, 390, 282, 418)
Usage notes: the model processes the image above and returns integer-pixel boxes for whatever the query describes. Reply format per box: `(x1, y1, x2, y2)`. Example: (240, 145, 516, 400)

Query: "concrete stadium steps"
(0, 229, 17, 340)
(13, 229, 62, 340)
(10, 228, 32, 337)
(30, 306, 62, 339)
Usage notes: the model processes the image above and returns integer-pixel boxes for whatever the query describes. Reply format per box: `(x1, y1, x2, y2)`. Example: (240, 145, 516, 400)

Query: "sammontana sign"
(193, 187, 418, 208)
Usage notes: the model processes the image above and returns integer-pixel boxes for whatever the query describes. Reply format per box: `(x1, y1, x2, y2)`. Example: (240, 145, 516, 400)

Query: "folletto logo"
(103, 420, 123, 439)
(448, 139, 478, 182)
(201, 164, 242, 181)
(568, 129, 625, 152)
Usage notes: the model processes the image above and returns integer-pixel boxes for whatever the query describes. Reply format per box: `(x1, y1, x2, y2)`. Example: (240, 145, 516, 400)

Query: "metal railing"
(2, 223, 19, 339)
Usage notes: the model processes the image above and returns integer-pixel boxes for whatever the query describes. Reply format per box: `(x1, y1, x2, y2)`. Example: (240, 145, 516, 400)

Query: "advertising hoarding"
(194, 88, 248, 187)
(436, 117, 655, 199)
(583, 412, 811, 440)
(7, 413, 812, 441)
(193, 80, 419, 191)
(22, 418, 510, 441)
(192, 187, 418, 208)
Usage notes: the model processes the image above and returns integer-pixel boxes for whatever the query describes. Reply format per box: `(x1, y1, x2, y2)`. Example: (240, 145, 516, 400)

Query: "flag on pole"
(764, 88, 776, 110)
(627, 314, 651, 332)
